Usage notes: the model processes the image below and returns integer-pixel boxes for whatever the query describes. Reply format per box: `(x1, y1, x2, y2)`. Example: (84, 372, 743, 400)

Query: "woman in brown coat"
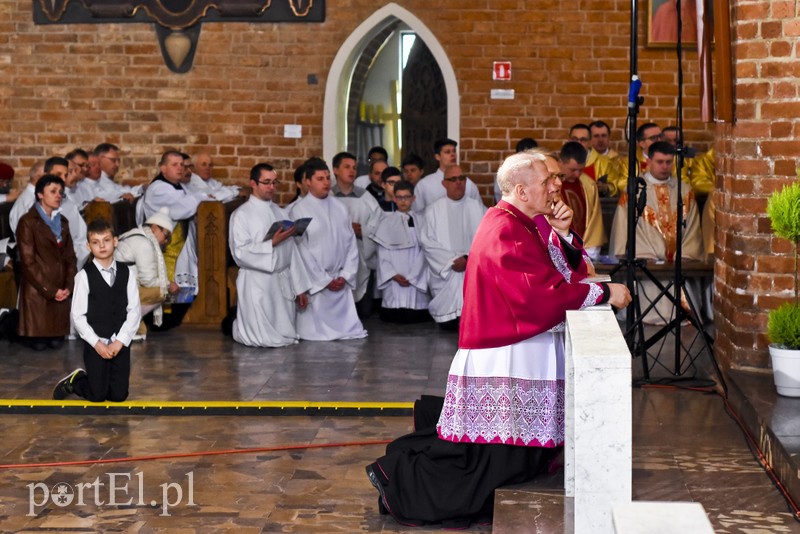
(16, 174, 77, 350)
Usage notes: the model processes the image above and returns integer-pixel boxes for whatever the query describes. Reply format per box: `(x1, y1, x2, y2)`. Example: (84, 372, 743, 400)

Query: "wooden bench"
(183, 197, 246, 326)
(83, 199, 138, 235)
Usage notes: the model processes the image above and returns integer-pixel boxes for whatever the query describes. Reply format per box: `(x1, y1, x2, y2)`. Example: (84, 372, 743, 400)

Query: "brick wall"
(0, 0, 713, 206)
(714, 0, 800, 369)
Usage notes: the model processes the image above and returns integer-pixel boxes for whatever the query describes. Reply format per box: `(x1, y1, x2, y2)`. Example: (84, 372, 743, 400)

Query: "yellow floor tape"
(0, 399, 414, 411)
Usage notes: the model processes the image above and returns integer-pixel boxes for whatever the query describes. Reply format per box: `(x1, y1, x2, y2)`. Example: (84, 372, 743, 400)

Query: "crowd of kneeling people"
(0, 120, 713, 402)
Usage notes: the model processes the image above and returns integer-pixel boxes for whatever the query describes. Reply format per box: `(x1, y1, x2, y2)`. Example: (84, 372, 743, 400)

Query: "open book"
(264, 218, 312, 240)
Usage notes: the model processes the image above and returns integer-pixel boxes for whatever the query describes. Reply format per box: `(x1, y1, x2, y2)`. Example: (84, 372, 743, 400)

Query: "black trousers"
(73, 342, 130, 402)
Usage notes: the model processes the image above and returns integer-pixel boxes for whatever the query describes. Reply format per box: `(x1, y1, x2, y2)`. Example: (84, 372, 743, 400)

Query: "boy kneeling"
(54, 219, 141, 402)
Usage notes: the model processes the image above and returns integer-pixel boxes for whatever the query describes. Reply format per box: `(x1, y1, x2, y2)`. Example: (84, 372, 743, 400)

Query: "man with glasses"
(76, 143, 141, 203)
(413, 138, 482, 213)
(568, 123, 592, 151)
(228, 163, 311, 347)
(66, 148, 90, 182)
(331, 151, 380, 318)
(419, 164, 486, 329)
(606, 122, 663, 197)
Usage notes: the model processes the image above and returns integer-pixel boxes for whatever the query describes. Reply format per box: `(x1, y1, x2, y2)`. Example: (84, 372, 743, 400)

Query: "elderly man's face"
(521, 159, 561, 217)
(195, 154, 213, 181)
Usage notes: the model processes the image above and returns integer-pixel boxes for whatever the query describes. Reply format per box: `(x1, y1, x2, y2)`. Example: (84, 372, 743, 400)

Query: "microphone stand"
(613, 0, 651, 378)
(616, 0, 726, 393)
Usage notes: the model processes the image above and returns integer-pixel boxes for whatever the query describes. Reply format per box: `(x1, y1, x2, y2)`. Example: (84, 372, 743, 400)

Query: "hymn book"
(264, 218, 312, 240)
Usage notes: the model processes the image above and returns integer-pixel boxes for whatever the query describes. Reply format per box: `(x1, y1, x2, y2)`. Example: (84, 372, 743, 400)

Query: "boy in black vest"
(54, 219, 141, 401)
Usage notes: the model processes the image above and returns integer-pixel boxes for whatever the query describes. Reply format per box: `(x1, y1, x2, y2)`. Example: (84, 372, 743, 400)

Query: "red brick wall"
(0, 0, 712, 205)
(714, 0, 799, 369)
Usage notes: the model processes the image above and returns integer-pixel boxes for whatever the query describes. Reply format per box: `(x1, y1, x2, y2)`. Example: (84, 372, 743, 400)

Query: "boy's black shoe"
(53, 368, 86, 400)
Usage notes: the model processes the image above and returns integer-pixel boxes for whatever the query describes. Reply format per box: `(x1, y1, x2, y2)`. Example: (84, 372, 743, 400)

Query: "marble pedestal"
(565, 308, 632, 534)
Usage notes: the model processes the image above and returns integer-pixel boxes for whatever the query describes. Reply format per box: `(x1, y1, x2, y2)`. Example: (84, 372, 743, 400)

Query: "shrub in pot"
(766, 181, 800, 396)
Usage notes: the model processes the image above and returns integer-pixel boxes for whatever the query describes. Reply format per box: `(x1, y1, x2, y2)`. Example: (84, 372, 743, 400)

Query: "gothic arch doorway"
(323, 4, 459, 169)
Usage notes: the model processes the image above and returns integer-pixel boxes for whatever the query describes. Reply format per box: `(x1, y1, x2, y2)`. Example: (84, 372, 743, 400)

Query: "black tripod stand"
(614, 0, 726, 393)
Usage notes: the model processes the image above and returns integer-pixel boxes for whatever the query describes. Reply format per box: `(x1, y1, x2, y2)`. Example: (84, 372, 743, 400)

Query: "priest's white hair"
(496, 150, 548, 196)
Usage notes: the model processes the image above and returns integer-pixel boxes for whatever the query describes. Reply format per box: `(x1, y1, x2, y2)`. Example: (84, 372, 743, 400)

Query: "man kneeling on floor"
(54, 219, 141, 402)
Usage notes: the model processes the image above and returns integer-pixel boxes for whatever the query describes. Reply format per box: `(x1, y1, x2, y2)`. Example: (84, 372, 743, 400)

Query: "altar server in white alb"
(229, 163, 311, 348)
(369, 180, 431, 323)
(331, 151, 380, 314)
(420, 164, 486, 329)
(288, 158, 367, 341)
(412, 138, 482, 213)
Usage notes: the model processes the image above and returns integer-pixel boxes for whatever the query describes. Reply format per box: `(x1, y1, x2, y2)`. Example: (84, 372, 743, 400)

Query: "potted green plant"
(766, 181, 800, 396)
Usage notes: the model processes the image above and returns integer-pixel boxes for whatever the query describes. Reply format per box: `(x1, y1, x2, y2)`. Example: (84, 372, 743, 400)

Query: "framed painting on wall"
(647, 0, 704, 48)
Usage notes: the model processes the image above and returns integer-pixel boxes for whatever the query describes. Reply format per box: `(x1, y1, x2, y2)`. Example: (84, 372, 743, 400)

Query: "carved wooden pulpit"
(33, 0, 324, 73)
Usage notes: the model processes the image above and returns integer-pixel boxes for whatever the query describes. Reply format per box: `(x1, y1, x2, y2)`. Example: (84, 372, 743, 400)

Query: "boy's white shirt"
(71, 258, 141, 348)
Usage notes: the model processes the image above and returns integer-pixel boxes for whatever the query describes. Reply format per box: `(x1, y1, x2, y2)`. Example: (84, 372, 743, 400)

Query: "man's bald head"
(194, 152, 213, 181)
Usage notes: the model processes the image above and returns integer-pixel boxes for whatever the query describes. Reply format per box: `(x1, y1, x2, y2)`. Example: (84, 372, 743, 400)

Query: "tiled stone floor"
(0, 318, 797, 532)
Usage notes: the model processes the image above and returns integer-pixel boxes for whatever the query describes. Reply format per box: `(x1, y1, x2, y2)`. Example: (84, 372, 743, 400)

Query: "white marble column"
(565, 308, 632, 534)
